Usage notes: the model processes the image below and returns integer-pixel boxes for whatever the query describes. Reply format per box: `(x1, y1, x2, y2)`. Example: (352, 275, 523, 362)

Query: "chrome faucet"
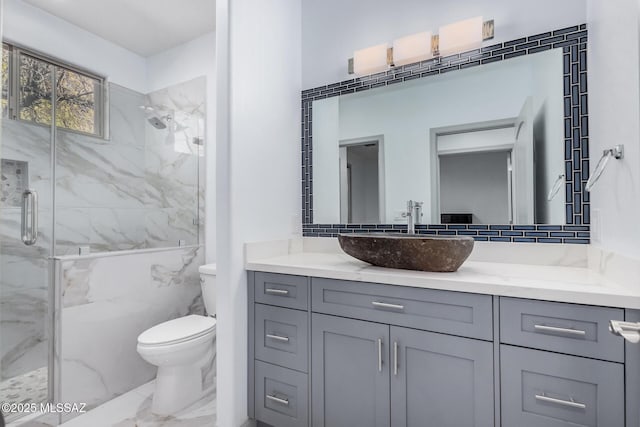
(402, 200, 423, 234)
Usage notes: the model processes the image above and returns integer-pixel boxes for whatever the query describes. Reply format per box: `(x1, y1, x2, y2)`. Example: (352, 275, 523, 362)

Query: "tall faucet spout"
(406, 200, 415, 234)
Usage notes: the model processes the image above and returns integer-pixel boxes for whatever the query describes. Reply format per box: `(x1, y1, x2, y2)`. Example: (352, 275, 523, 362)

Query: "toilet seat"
(138, 314, 216, 347)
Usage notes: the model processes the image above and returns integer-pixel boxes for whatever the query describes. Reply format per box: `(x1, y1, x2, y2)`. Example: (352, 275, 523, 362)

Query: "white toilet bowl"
(137, 314, 216, 415)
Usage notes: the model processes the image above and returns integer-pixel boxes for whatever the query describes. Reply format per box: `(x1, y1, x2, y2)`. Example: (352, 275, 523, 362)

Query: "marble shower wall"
(57, 77, 206, 255)
(144, 77, 206, 248)
(0, 77, 206, 387)
(55, 245, 205, 420)
(0, 119, 52, 383)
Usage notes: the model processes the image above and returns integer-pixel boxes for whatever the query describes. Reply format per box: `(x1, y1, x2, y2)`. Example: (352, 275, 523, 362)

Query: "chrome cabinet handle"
(533, 324, 586, 336)
(393, 341, 398, 376)
(377, 338, 383, 373)
(535, 394, 586, 410)
(266, 334, 290, 343)
(372, 301, 405, 311)
(265, 288, 289, 296)
(266, 394, 289, 406)
(21, 189, 38, 246)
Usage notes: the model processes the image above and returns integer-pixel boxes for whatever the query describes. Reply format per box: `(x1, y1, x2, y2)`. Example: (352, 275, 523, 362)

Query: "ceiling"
(23, 0, 216, 57)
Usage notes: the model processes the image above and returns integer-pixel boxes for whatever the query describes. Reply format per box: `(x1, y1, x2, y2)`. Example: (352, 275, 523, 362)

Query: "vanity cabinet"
(501, 345, 624, 427)
(498, 298, 627, 427)
(311, 314, 390, 427)
(310, 314, 494, 427)
(248, 272, 633, 427)
(389, 326, 494, 427)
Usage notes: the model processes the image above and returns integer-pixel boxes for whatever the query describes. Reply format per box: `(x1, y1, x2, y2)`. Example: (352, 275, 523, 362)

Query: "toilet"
(136, 263, 218, 415)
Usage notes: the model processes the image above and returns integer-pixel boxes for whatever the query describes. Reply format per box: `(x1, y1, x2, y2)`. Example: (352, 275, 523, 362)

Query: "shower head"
(148, 116, 168, 130)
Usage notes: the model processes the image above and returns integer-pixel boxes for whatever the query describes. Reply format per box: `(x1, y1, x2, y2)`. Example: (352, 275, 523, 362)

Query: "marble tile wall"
(0, 119, 52, 383)
(0, 77, 207, 389)
(56, 78, 206, 255)
(55, 245, 205, 421)
(144, 77, 206, 248)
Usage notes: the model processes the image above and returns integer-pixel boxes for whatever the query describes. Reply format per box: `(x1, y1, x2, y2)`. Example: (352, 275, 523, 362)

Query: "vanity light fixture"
(351, 43, 392, 76)
(438, 17, 486, 57)
(392, 32, 434, 67)
(348, 18, 495, 75)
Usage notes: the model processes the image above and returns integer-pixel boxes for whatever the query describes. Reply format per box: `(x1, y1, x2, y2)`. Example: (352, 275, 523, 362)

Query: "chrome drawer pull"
(266, 334, 290, 343)
(533, 324, 586, 336)
(266, 394, 289, 406)
(265, 288, 289, 296)
(372, 301, 405, 311)
(535, 394, 586, 410)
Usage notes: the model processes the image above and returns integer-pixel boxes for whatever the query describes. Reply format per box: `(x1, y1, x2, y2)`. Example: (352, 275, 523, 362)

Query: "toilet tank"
(198, 264, 217, 317)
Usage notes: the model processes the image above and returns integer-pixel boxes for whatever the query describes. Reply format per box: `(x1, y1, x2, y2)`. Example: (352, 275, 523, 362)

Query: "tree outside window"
(2, 44, 104, 137)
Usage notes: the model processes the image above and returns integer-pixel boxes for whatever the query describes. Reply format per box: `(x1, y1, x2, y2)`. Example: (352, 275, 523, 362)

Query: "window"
(2, 43, 105, 137)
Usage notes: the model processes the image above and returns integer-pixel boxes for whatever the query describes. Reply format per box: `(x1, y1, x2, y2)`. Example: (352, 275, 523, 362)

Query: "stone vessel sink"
(338, 233, 474, 272)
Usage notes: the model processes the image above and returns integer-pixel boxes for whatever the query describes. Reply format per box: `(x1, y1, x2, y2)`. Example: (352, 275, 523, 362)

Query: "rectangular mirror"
(302, 25, 590, 242)
(314, 49, 566, 225)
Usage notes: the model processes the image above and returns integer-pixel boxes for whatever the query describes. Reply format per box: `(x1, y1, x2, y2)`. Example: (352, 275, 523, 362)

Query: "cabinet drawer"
(255, 304, 308, 373)
(255, 272, 308, 310)
(500, 297, 624, 362)
(501, 345, 624, 427)
(311, 278, 493, 340)
(255, 360, 308, 427)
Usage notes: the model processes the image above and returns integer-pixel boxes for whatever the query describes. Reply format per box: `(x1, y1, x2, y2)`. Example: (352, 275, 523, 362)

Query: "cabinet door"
(390, 326, 494, 427)
(311, 313, 390, 427)
(501, 345, 624, 427)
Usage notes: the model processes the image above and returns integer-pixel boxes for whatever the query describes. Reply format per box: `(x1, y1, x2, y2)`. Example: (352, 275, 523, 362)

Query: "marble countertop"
(246, 249, 640, 309)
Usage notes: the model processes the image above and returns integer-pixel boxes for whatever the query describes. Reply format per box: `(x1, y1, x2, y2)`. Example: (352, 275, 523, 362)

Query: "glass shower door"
(0, 45, 54, 423)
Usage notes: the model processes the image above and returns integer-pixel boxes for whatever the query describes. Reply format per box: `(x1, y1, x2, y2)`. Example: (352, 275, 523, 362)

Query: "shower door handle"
(21, 189, 38, 246)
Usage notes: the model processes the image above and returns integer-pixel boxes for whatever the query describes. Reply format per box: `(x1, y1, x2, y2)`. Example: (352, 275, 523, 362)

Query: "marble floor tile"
(59, 380, 215, 427)
(0, 367, 48, 424)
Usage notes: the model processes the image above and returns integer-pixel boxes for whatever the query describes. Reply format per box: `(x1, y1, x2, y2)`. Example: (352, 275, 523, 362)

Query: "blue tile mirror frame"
(301, 24, 590, 244)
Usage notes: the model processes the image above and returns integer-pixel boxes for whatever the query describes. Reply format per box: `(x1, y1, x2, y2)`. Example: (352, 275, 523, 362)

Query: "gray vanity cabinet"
(499, 298, 627, 427)
(501, 345, 624, 427)
(311, 313, 390, 427)
(248, 272, 636, 427)
(390, 326, 494, 427)
(310, 314, 494, 427)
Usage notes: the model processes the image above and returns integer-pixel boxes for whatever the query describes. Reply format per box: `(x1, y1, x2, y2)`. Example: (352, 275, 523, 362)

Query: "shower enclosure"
(0, 43, 205, 424)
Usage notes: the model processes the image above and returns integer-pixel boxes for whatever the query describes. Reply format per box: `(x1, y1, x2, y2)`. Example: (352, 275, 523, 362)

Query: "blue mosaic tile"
(537, 225, 563, 231)
(468, 225, 489, 230)
(537, 238, 564, 244)
(490, 225, 512, 230)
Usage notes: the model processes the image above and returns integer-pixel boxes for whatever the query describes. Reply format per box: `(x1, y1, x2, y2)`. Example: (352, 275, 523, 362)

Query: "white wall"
(313, 97, 340, 223)
(215, 1, 302, 426)
(532, 50, 565, 224)
(440, 151, 509, 224)
(3, 0, 147, 92)
(146, 32, 216, 92)
(587, 0, 640, 259)
(302, 0, 586, 88)
(347, 144, 379, 223)
(147, 33, 217, 263)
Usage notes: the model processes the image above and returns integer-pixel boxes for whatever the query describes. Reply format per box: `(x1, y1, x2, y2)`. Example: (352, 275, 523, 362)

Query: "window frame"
(2, 41, 107, 138)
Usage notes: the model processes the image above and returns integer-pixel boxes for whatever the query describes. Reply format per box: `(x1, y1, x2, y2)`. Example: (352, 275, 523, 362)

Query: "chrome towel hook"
(585, 145, 624, 192)
(547, 174, 565, 201)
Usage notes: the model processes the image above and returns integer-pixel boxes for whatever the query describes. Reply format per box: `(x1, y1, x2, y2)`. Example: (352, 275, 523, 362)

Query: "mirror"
(312, 48, 568, 225)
